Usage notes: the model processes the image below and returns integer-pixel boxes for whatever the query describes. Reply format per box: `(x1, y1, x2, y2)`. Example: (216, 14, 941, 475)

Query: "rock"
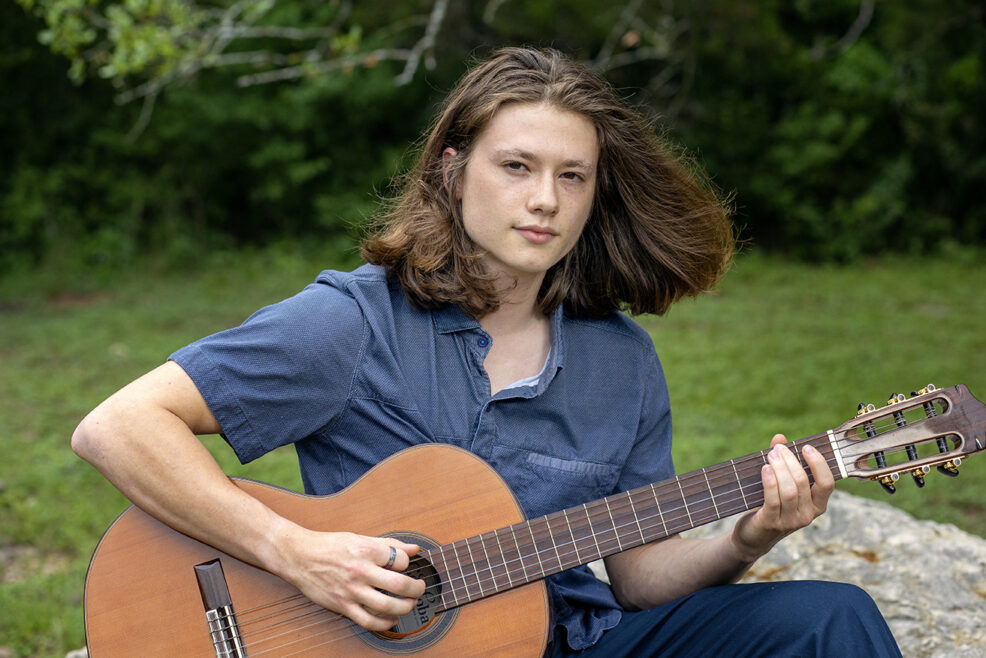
(685, 491, 986, 657)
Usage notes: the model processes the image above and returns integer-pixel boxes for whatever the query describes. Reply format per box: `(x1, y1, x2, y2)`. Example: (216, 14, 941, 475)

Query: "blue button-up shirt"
(171, 264, 674, 651)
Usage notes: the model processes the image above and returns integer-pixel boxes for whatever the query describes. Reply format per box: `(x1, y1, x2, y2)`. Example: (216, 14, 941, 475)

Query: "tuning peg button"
(937, 458, 961, 477)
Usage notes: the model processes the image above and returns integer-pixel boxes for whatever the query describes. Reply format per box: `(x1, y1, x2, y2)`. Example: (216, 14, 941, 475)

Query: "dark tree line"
(3, 0, 984, 282)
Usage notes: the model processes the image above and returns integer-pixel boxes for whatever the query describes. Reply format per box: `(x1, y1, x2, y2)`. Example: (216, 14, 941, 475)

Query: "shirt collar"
(431, 303, 566, 396)
(431, 303, 481, 334)
(541, 305, 565, 389)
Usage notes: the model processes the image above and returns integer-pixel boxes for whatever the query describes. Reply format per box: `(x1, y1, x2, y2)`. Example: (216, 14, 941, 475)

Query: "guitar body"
(84, 444, 550, 657)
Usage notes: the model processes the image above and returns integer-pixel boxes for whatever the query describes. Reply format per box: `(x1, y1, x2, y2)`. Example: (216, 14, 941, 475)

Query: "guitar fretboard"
(425, 433, 838, 611)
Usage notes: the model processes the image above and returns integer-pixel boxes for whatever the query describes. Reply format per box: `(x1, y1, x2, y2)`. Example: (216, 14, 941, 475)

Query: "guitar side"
(83, 444, 550, 657)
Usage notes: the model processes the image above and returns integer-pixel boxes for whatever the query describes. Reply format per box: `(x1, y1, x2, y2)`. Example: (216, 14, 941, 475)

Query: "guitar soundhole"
(375, 555, 442, 639)
(357, 532, 459, 654)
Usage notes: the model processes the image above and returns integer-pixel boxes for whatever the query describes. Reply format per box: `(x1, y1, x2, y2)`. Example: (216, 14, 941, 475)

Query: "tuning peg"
(857, 403, 876, 416)
(911, 465, 930, 487)
(912, 389, 953, 456)
(888, 393, 925, 484)
(859, 402, 893, 491)
(937, 457, 962, 477)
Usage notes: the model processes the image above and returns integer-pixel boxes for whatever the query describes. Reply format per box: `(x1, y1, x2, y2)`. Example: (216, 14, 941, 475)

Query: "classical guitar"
(83, 384, 986, 657)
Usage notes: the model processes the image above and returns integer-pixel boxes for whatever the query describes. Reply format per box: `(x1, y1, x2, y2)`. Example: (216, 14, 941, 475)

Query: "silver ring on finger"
(384, 546, 397, 570)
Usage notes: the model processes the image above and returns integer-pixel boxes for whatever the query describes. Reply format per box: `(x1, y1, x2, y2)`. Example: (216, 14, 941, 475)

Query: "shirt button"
(477, 337, 489, 347)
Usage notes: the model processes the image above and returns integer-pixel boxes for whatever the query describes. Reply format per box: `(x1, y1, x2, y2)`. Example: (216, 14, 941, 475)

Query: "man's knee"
(759, 581, 899, 656)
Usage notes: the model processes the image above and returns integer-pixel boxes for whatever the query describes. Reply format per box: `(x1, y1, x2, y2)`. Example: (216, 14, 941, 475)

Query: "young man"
(73, 47, 900, 655)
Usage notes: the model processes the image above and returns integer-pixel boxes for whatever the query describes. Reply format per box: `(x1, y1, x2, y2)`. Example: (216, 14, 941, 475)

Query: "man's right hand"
(274, 527, 426, 632)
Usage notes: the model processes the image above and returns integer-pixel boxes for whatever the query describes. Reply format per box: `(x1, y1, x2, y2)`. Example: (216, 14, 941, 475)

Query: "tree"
(6, 0, 985, 281)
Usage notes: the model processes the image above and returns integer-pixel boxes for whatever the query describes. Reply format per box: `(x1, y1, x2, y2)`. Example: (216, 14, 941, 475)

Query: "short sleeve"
(615, 349, 675, 492)
(169, 280, 365, 464)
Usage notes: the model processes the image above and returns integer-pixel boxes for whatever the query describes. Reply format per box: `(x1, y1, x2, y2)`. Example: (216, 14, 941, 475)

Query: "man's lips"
(515, 225, 558, 244)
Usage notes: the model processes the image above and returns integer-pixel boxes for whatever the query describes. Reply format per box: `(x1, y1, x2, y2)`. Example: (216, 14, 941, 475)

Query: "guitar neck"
(425, 433, 838, 611)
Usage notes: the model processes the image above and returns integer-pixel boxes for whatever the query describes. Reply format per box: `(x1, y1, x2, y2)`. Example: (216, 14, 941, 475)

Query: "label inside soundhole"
(378, 556, 441, 637)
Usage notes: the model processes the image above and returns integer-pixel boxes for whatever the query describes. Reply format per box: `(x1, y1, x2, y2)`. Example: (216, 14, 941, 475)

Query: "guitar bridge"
(195, 559, 247, 658)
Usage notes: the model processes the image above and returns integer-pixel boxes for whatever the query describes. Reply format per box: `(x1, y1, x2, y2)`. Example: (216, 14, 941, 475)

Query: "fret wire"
(603, 497, 623, 551)
(701, 467, 721, 519)
(451, 540, 472, 597)
(610, 494, 642, 547)
(562, 508, 582, 565)
(705, 463, 749, 517)
(543, 515, 566, 571)
(649, 483, 669, 538)
(491, 527, 513, 589)
(477, 533, 496, 594)
(626, 492, 646, 544)
(503, 525, 526, 587)
(463, 537, 484, 598)
(509, 524, 529, 582)
(437, 545, 460, 607)
(730, 458, 749, 509)
(674, 478, 694, 526)
(629, 488, 660, 544)
(526, 521, 544, 579)
(555, 512, 581, 567)
(584, 503, 602, 560)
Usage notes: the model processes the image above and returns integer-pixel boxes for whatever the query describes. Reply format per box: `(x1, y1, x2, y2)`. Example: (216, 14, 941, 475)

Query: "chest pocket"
(490, 444, 620, 520)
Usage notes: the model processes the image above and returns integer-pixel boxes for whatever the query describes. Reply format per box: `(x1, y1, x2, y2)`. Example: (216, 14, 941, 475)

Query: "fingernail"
(803, 445, 816, 456)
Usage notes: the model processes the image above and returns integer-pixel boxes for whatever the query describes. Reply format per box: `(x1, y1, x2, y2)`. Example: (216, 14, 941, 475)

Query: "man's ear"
(441, 147, 458, 192)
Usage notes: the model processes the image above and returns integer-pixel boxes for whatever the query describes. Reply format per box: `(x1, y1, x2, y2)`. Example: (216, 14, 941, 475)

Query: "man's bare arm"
(605, 435, 835, 610)
(72, 361, 425, 631)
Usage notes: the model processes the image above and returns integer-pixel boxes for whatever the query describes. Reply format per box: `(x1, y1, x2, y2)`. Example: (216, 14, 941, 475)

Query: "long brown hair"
(361, 46, 734, 319)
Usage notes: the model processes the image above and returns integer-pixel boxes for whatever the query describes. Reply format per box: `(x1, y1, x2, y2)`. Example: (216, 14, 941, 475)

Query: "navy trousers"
(548, 581, 901, 657)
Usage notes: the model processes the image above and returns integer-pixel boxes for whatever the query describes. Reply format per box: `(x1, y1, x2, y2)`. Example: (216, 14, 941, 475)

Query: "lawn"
(1, 250, 984, 657)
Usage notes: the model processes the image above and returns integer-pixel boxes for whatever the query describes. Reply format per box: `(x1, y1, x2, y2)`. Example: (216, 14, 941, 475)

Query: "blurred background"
(1, 1, 985, 655)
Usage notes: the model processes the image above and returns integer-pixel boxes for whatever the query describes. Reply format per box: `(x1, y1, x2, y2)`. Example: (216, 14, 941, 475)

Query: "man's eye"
(505, 161, 527, 171)
(562, 172, 585, 182)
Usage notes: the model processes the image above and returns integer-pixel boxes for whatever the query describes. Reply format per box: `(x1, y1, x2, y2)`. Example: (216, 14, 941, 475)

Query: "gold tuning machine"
(858, 402, 894, 493)
(879, 473, 900, 493)
(938, 457, 962, 477)
(888, 392, 926, 487)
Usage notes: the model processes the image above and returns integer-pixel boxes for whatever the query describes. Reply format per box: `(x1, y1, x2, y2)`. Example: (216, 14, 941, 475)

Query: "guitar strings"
(235, 433, 907, 630)
(216, 413, 944, 654)
(235, 429, 916, 622)
(221, 446, 800, 644)
(211, 440, 848, 656)
(237, 410, 942, 621)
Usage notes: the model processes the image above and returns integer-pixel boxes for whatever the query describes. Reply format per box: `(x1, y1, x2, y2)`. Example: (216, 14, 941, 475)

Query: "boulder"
(682, 491, 986, 657)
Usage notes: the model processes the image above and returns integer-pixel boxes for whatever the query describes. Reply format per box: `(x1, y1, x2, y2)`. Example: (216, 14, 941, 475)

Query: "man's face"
(453, 102, 599, 289)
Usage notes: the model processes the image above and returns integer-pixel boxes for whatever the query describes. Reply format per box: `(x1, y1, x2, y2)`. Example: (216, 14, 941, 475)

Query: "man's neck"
(478, 278, 552, 396)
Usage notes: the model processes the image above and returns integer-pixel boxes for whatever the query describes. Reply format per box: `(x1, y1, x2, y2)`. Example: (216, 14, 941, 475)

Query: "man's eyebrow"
(493, 148, 594, 171)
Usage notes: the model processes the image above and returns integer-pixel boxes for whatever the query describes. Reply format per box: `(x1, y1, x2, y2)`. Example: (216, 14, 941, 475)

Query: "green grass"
(1, 250, 984, 656)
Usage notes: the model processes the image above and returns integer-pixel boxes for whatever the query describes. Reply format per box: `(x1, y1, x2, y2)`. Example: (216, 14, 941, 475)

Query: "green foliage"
(3, 0, 986, 283)
(681, 0, 986, 260)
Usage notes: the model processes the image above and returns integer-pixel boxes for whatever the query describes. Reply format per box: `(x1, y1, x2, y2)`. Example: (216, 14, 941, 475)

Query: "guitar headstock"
(830, 384, 986, 491)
